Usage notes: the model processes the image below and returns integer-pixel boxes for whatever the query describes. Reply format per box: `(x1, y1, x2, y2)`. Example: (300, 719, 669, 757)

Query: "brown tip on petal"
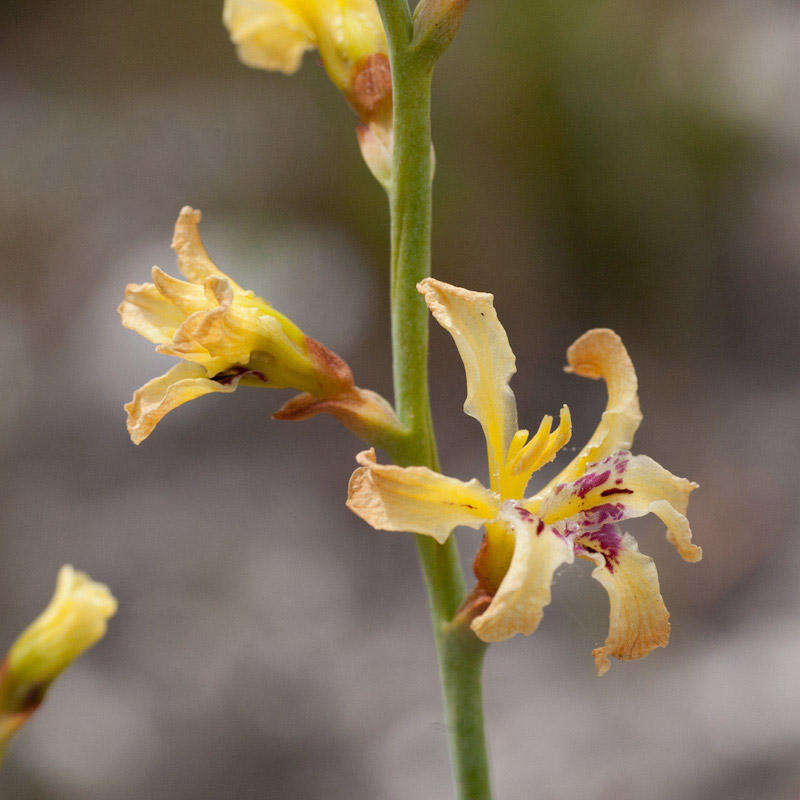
(349, 53, 392, 120)
(274, 389, 403, 446)
(304, 336, 355, 393)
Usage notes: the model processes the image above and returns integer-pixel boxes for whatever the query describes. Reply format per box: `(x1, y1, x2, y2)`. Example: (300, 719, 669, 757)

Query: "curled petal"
(151, 266, 211, 316)
(171, 206, 244, 290)
(223, 0, 316, 74)
(471, 505, 574, 642)
(418, 278, 518, 491)
(118, 282, 186, 345)
(539, 452, 701, 562)
(648, 499, 702, 563)
(583, 533, 670, 676)
(346, 449, 499, 544)
(124, 362, 269, 444)
(531, 329, 642, 506)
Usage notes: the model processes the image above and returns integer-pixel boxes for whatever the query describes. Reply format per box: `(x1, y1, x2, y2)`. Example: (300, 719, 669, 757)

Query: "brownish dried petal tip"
(349, 53, 392, 120)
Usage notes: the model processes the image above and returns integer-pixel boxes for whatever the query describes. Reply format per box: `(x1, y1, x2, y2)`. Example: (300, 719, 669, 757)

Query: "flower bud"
(0, 567, 116, 755)
(412, 0, 470, 64)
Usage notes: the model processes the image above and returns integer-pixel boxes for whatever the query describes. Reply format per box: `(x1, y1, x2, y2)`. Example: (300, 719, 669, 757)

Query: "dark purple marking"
(536, 519, 544, 535)
(577, 502, 625, 526)
(615, 479, 623, 485)
(600, 488, 634, 497)
(612, 452, 630, 474)
(573, 469, 611, 498)
(515, 507, 535, 523)
(577, 523, 622, 571)
(212, 365, 268, 385)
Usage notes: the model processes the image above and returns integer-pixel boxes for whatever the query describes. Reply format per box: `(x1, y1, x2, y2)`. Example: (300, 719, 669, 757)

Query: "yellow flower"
(223, 0, 391, 119)
(0, 566, 116, 752)
(347, 279, 701, 675)
(120, 207, 400, 445)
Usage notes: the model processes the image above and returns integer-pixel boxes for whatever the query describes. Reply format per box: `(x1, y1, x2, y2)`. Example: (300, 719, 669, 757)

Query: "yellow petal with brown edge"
(471, 505, 574, 642)
(582, 532, 670, 676)
(274, 387, 404, 446)
(529, 329, 642, 507)
(124, 362, 269, 445)
(346, 449, 499, 544)
(118, 281, 186, 345)
(418, 278, 518, 492)
(538, 452, 701, 562)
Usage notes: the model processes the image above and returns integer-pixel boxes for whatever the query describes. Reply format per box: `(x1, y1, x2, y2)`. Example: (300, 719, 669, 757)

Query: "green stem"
(375, 1, 492, 796)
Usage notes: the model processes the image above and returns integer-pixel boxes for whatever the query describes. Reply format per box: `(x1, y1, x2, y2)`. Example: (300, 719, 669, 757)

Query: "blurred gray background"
(2, 0, 799, 798)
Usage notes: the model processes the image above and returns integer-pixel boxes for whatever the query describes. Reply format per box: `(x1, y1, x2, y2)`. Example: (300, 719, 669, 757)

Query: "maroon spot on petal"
(578, 523, 622, 571)
(600, 488, 634, 497)
(574, 469, 612, 498)
(576, 503, 625, 526)
(536, 519, 544, 535)
(516, 506, 535, 523)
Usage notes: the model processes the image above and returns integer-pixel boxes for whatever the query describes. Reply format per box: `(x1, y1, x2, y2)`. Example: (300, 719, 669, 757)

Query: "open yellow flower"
(347, 278, 701, 675)
(223, 0, 391, 120)
(120, 207, 400, 445)
(0, 567, 116, 754)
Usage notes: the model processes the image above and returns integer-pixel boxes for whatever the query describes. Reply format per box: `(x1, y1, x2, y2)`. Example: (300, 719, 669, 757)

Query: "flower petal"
(471, 505, 574, 642)
(150, 266, 211, 316)
(124, 362, 268, 444)
(157, 277, 286, 366)
(223, 0, 317, 74)
(539, 452, 701, 562)
(582, 532, 670, 676)
(118, 281, 186, 345)
(346, 449, 499, 544)
(171, 206, 245, 290)
(169, 206, 307, 346)
(530, 329, 642, 505)
(273, 387, 404, 446)
(418, 278, 518, 491)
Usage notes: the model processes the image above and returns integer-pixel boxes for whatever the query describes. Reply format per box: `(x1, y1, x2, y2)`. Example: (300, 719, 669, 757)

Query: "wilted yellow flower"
(0, 566, 116, 754)
(347, 279, 701, 675)
(223, 0, 391, 119)
(120, 206, 400, 445)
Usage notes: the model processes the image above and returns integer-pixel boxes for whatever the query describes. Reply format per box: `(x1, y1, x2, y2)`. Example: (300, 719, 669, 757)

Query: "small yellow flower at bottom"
(0, 566, 116, 757)
(347, 278, 700, 675)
